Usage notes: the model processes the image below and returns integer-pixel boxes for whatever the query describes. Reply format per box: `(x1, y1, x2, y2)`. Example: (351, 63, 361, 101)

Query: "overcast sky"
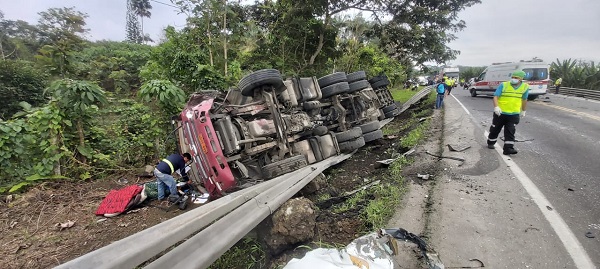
(1, 0, 599, 67)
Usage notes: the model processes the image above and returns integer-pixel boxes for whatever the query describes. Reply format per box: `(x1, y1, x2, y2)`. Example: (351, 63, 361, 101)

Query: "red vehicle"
(176, 69, 394, 198)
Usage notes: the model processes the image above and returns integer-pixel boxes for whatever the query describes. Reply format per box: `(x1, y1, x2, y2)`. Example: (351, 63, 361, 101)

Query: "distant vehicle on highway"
(440, 66, 460, 82)
(468, 58, 550, 100)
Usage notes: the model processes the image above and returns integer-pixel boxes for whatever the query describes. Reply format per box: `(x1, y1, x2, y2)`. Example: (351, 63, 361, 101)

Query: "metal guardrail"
(56, 87, 435, 269)
(399, 85, 434, 114)
(558, 87, 600, 101)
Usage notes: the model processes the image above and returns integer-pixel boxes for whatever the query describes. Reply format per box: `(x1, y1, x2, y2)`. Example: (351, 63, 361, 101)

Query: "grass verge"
(390, 87, 422, 102)
(208, 237, 266, 269)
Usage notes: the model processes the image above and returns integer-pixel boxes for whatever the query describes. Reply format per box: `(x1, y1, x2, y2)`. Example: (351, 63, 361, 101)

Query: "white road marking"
(451, 95, 596, 269)
(450, 94, 471, 115)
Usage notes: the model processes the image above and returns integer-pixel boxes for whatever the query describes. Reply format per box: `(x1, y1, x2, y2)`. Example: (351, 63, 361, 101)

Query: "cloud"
(448, 0, 600, 66)
(0, 0, 187, 43)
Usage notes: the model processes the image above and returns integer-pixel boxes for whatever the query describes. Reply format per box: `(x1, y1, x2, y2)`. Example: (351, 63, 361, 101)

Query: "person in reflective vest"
(154, 153, 192, 201)
(487, 70, 529, 155)
(554, 77, 562, 94)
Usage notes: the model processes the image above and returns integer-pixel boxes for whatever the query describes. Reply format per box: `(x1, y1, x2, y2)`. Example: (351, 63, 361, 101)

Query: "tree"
(0, 14, 43, 60)
(0, 60, 48, 119)
(35, 7, 89, 77)
(126, 0, 143, 43)
(131, 0, 153, 44)
(374, 0, 481, 65)
(46, 79, 107, 163)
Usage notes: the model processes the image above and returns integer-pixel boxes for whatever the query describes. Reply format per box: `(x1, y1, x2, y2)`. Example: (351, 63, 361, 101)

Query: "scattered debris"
(118, 178, 129, 184)
(567, 188, 574, 192)
(97, 218, 108, 223)
(524, 227, 540, 233)
(56, 220, 76, 231)
(283, 228, 445, 269)
(447, 144, 471, 152)
(386, 135, 398, 139)
(546, 206, 553, 211)
(9, 221, 18, 229)
(126, 208, 143, 214)
(317, 180, 382, 209)
(376, 149, 415, 168)
(417, 174, 431, 180)
(5, 194, 14, 203)
(425, 151, 466, 165)
(118, 223, 130, 227)
(501, 137, 534, 142)
(585, 232, 595, 238)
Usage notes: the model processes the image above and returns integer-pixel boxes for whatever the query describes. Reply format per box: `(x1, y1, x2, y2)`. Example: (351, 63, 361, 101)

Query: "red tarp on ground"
(95, 185, 143, 216)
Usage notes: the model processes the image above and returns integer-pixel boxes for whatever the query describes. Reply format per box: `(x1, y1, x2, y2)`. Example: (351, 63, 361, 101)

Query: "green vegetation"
(208, 237, 266, 269)
(0, 0, 480, 191)
(390, 87, 419, 103)
(460, 66, 486, 80)
(401, 118, 431, 149)
(551, 59, 600, 90)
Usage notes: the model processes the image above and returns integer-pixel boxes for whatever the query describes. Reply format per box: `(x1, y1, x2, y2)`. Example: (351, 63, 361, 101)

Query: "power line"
(149, 0, 180, 9)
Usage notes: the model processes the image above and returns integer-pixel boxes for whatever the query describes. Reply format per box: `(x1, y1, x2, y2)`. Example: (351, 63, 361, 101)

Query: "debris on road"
(546, 206, 553, 211)
(585, 232, 595, 238)
(447, 144, 471, 152)
(417, 174, 431, 180)
(425, 151, 465, 165)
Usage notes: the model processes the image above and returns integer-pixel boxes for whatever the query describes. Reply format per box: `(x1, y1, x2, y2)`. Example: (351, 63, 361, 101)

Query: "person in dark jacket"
(154, 153, 192, 201)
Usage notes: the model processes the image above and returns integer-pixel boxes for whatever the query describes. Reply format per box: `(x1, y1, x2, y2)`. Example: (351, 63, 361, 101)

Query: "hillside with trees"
(0, 0, 484, 192)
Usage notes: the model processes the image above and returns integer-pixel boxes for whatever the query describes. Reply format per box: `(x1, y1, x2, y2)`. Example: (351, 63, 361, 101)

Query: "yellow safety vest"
(162, 159, 175, 174)
(444, 78, 452, 86)
(498, 81, 528, 114)
(555, 78, 562, 85)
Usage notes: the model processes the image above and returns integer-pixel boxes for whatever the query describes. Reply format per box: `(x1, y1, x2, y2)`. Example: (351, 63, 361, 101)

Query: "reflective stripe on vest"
(498, 81, 528, 114)
(162, 159, 174, 174)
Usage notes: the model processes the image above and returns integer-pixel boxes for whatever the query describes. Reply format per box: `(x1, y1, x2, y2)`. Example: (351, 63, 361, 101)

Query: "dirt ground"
(0, 97, 436, 269)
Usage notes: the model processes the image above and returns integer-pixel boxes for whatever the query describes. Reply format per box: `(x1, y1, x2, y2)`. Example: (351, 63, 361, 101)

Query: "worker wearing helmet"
(486, 70, 529, 155)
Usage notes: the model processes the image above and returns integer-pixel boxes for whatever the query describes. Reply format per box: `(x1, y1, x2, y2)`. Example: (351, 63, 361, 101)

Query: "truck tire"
(470, 89, 477, 97)
(382, 104, 397, 113)
(335, 127, 362, 143)
(358, 121, 380, 134)
(318, 72, 347, 88)
(368, 75, 388, 84)
(262, 155, 308, 179)
(347, 71, 367, 83)
(339, 137, 366, 153)
(239, 69, 285, 97)
(321, 82, 350, 99)
(363, 129, 383, 143)
(348, 80, 370, 93)
(370, 79, 390, 89)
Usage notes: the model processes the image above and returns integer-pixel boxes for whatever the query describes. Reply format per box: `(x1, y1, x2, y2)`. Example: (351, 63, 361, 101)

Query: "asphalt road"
(450, 86, 600, 266)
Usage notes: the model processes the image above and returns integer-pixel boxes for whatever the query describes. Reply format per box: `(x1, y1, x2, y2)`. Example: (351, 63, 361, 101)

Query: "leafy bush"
(0, 104, 66, 188)
(0, 60, 48, 119)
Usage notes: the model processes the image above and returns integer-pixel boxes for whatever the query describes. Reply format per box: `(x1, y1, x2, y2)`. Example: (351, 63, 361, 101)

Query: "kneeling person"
(154, 153, 192, 202)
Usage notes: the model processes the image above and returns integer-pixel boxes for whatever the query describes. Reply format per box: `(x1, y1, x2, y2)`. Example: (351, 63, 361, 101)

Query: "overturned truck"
(176, 69, 400, 198)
